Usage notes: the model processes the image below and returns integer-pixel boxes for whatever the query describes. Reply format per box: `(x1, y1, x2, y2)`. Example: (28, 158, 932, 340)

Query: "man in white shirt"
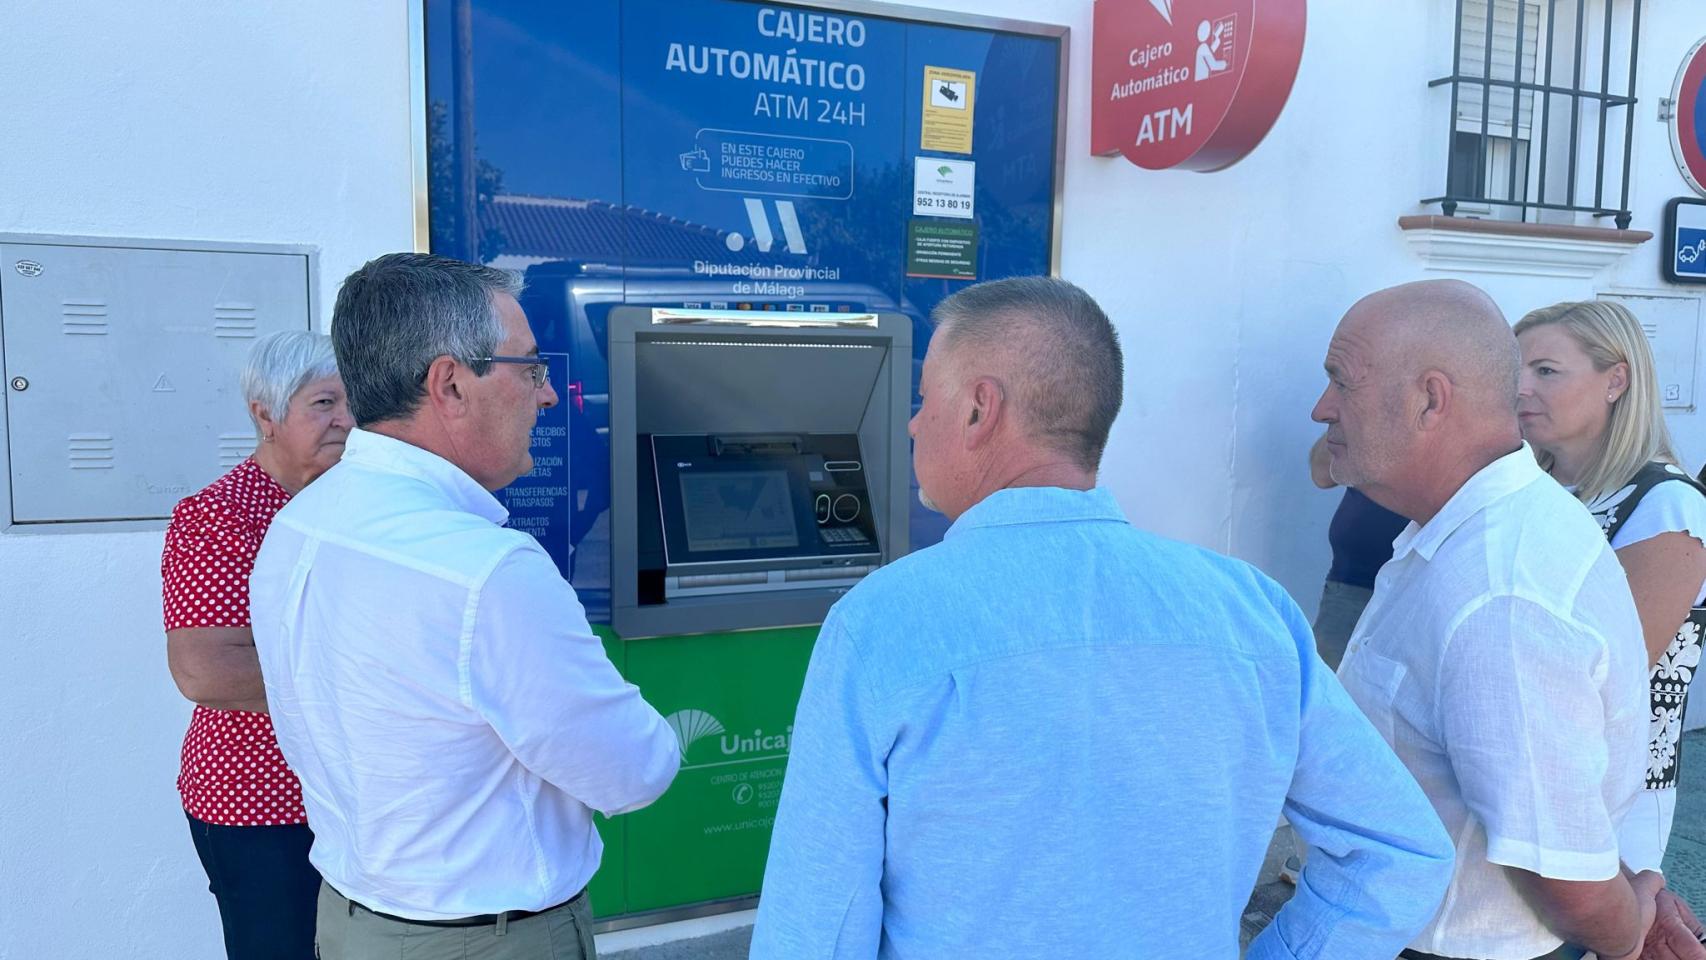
(251, 253, 679, 959)
(1315, 279, 1659, 960)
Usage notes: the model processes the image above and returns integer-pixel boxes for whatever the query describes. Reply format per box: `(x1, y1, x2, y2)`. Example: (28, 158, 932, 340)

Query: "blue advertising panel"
(426, 0, 1062, 621)
(618, 0, 907, 304)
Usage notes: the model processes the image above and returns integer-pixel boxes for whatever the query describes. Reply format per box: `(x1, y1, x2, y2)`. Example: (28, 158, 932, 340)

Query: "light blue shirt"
(750, 486, 1452, 959)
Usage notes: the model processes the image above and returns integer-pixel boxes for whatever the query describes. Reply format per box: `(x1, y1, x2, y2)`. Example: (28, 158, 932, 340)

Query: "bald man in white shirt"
(1314, 279, 1662, 960)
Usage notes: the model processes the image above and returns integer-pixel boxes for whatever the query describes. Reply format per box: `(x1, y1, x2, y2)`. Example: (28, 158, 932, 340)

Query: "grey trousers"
(315, 883, 596, 960)
(1313, 579, 1375, 671)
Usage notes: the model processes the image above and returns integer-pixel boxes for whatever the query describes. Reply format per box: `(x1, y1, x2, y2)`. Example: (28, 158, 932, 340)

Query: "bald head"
(1343, 279, 1519, 415)
(1314, 279, 1525, 522)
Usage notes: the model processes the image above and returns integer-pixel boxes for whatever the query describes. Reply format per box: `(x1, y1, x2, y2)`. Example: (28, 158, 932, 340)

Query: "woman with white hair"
(1516, 301, 1706, 881)
(160, 330, 350, 959)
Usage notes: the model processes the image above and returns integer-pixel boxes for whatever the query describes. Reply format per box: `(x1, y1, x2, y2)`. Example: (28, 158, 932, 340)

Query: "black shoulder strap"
(1598, 461, 1706, 544)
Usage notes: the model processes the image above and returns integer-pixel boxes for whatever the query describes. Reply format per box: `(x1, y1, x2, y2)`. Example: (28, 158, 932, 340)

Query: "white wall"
(0, 3, 414, 958)
(929, 0, 1706, 609)
(2, 1, 1703, 957)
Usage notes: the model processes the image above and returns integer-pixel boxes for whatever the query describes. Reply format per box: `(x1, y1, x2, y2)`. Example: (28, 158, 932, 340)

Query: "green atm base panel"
(587, 625, 817, 923)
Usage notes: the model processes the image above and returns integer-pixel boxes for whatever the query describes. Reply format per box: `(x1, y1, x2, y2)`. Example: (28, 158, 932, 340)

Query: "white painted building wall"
(0, 3, 415, 958)
(2, 1, 1703, 957)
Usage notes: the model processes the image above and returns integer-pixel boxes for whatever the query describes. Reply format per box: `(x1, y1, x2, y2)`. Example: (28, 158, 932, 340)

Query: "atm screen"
(647, 433, 881, 570)
(679, 470, 800, 552)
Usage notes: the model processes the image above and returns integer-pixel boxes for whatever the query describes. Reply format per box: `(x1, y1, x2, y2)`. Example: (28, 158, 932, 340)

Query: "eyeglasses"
(468, 355, 550, 389)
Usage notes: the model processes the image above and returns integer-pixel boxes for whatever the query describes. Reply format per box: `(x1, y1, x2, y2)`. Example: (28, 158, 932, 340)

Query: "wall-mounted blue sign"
(425, 0, 1064, 622)
(1666, 197, 1706, 285)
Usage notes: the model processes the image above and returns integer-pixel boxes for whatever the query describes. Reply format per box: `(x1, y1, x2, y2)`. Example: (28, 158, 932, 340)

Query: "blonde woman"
(1515, 300, 1706, 877)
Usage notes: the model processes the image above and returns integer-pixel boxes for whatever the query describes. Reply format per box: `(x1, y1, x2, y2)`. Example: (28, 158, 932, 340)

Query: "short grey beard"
(918, 487, 942, 514)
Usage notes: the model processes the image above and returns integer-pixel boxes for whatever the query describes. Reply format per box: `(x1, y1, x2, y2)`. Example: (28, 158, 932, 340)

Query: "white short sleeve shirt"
(1597, 473, 1706, 604)
(1337, 446, 1647, 960)
(1590, 466, 1706, 871)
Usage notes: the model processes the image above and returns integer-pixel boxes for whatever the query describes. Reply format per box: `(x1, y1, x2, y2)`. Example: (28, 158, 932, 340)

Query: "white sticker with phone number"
(913, 157, 975, 220)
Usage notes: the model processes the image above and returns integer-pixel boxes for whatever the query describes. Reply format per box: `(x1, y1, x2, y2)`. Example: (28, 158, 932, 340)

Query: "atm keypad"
(820, 527, 869, 544)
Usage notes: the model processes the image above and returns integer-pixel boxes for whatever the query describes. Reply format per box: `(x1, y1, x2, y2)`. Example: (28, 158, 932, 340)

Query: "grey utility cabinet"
(0, 234, 316, 529)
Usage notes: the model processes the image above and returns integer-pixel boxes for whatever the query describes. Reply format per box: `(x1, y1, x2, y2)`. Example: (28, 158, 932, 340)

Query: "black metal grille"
(1424, 0, 1643, 228)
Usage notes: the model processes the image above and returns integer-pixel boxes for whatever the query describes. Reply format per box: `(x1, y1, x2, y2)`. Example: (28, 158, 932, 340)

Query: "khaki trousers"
(314, 883, 596, 960)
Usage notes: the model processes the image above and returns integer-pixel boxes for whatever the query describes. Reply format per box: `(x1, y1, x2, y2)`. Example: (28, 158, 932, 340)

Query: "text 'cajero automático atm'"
(608, 307, 911, 638)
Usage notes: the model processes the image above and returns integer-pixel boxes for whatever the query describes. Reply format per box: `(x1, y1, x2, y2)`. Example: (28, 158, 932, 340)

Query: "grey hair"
(330, 252, 523, 426)
(241, 330, 339, 437)
(929, 276, 1124, 471)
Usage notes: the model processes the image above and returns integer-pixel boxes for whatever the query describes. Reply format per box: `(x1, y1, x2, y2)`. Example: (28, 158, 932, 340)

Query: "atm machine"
(610, 307, 910, 636)
(600, 306, 910, 917)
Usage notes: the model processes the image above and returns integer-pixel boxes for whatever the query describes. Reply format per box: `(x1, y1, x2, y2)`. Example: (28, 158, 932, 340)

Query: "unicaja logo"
(664, 708, 794, 764)
(665, 709, 725, 759)
(721, 725, 792, 755)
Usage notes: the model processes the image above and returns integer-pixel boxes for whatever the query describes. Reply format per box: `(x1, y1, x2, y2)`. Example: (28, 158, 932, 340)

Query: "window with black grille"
(1427, 0, 1643, 228)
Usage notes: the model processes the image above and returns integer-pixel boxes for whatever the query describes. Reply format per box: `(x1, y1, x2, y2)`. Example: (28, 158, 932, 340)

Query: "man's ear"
(422, 355, 470, 419)
(1417, 370, 1452, 431)
(965, 377, 1003, 448)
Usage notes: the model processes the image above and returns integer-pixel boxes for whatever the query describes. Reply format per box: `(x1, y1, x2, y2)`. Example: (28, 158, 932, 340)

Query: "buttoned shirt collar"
(945, 485, 1124, 538)
(340, 427, 509, 526)
(1391, 444, 1540, 563)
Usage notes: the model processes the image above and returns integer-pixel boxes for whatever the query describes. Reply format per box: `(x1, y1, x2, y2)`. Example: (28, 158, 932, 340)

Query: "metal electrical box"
(0, 234, 316, 528)
(1600, 291, 1704, 411)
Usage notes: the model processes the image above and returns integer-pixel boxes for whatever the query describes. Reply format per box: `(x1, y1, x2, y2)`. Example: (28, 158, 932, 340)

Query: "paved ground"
(606, 931, 751, 960)
(608, 729, 1706, 958)
(1239, 823, 1296, 951)
(1663, 729, 1706, 903)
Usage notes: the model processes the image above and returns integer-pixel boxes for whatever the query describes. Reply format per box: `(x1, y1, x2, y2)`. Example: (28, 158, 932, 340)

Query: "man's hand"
(1600, 870, 1663, 960)
(1643, 889, 1706, 960)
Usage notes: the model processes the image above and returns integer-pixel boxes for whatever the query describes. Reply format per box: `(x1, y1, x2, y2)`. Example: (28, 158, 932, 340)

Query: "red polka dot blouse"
(161, 457, 306, 827)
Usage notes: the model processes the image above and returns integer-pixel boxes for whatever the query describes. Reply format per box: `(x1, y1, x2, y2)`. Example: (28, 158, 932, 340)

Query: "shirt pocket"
(1340, 646, 1411, 746)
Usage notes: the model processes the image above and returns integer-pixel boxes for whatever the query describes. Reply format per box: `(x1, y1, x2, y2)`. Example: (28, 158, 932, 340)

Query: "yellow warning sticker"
(921, 66, 976, 154)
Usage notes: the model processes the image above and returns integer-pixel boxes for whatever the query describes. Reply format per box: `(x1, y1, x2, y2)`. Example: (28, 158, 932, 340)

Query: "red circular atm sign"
(1091, 0, 1307, 172)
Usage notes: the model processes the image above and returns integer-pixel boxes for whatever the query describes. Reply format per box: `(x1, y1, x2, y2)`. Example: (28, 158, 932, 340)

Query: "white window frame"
(1450, 0, 1545, 217)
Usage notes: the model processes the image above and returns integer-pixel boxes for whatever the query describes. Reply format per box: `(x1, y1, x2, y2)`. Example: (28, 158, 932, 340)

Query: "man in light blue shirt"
(750, 277, 1454, 959)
